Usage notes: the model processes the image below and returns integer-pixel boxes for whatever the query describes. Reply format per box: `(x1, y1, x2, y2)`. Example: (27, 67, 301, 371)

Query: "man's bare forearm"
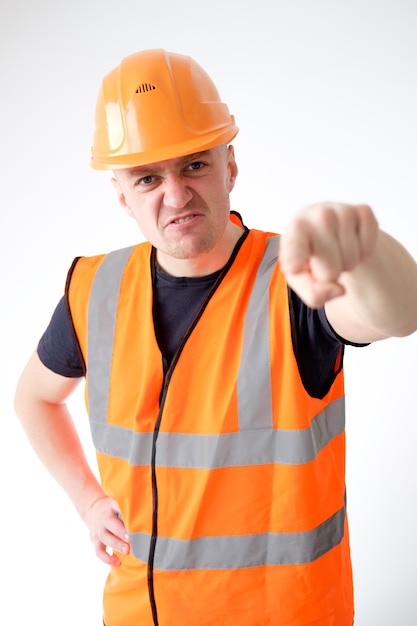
(14, 351, 105, 522)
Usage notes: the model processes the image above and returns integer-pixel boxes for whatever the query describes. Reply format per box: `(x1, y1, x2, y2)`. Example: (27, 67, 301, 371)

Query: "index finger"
(279, 217, 314, 276)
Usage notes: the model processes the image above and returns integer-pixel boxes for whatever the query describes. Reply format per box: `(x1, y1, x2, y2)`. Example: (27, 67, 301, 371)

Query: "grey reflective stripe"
(237, 236, 279, 429)
(90, 396, 345, 467)
(128, 506, 345, 569)
(87, 246, 135, 423)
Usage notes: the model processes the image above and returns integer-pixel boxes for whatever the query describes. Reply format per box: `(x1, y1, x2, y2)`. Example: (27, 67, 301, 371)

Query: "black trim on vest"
(64, 257, 87, 377)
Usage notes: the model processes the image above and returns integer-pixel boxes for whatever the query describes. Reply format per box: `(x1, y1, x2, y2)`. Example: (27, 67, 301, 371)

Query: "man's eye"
(136, 175, 154, 185)
(187, 161, 204, 171)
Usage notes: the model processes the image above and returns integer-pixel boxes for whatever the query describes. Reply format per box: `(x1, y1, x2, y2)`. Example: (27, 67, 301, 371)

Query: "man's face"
(112, 145, 238, 273)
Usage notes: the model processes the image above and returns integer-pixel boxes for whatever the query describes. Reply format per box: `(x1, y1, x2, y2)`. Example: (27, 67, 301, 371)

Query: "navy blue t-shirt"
(37, 262, 351, 400)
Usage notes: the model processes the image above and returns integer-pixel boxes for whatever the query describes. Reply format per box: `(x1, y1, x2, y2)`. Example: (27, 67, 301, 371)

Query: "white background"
(1, 0, 417, 624)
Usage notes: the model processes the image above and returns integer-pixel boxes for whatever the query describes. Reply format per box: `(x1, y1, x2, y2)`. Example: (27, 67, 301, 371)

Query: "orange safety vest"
(67, 225, 353, 626)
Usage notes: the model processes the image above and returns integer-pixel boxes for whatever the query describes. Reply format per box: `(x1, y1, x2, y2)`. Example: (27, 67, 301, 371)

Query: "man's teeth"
(174, 215, 195, 224)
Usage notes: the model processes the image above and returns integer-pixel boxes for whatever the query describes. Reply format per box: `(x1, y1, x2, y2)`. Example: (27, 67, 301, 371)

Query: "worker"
(14, 49, 417, 626)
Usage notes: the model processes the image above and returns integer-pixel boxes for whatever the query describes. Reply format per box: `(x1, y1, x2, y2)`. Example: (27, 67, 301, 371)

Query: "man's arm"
(279, 202, 417, 343)
(14, 350, 130, 565)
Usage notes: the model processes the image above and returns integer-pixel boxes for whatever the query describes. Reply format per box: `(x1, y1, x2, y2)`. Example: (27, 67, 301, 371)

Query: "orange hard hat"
(90, 49, 239, 170)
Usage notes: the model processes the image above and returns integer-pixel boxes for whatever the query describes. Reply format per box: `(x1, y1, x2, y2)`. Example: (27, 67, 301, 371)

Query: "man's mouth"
(171, 214, 198, 225)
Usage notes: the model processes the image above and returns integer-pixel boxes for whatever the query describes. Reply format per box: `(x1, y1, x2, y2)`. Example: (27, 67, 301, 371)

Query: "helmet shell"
(91, 49, 239, 169)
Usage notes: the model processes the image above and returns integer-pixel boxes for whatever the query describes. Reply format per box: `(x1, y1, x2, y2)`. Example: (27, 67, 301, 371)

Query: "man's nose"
(163, 175, 193, 208)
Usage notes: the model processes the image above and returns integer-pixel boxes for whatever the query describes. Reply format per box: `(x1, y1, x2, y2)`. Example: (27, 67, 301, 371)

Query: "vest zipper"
(146, 230, 249, 625)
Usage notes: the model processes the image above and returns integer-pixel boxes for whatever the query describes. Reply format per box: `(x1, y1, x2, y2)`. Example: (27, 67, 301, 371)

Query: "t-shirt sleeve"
(37, 296, 84, 378)
(288, 289, 368, 398)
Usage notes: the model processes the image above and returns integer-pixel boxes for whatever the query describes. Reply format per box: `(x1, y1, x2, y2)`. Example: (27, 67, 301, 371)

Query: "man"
(14, 49, 417, 625)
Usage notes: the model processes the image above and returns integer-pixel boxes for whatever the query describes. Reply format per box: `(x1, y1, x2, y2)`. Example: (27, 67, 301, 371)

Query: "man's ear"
(227, 145, 238, 192)
(111, 177, 134, 217)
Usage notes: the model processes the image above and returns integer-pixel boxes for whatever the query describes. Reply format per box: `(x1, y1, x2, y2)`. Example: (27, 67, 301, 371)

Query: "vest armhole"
(64, 257, 87, 377)
(288, 287, 344, 399)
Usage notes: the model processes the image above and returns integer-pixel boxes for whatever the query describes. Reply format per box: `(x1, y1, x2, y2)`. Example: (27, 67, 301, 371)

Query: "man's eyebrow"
(124, 164, 156, 177)
(173, 150, 211, 164)
(185, 150, 210, 160)
(124, 151, 211, 177)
